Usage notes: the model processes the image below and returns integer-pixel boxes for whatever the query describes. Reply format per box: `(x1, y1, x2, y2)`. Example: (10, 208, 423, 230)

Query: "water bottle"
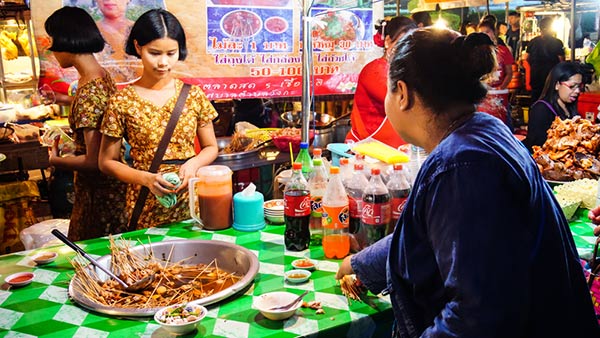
(284, 163, 311, 251)
(312, 148, 328, 179)
(346, 163, 368, 234)
(295, 142, 313, 180)
(386, 163, 411, 235)
(322, 166, 350, 259)
(408, 145, 428, 184)
(308, 158, 327, 246)
(339, 157, 352, 186)
(359, 167, 391, 249)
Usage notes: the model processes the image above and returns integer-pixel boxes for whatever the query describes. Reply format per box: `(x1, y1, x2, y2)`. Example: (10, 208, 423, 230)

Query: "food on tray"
(0, 30, 18, 60)
(313, 11, 360, 42)
(221, 10, 262, 38)
(533, 116, 600, 181)
(16, 104, 59, 121)
(553, 178, 597, 209)
(155, 304, 204, 324)
(70, 238, 243, 309)
(222, 132, 260, 154)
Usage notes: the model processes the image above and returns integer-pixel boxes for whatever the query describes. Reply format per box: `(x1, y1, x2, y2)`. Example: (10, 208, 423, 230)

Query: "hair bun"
(452, 32, 495, 81)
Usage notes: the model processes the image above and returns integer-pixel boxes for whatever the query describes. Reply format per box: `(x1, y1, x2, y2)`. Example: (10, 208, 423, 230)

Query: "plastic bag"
(19, 219, 69, 250)
(586, 43, 600, 78)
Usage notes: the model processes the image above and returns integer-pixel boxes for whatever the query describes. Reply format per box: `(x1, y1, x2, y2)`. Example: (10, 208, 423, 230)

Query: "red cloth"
(477, 45, 514, 123)
(345, 57, 405, 148)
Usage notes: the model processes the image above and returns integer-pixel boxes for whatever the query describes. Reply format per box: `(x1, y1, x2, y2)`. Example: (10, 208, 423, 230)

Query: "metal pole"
(570, 0, 576, 61)
(301, 0, 311, 143)
(397, 0, 400, 16)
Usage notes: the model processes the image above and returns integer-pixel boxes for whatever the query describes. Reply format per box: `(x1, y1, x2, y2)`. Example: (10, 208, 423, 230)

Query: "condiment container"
(189, 165, 233, 230)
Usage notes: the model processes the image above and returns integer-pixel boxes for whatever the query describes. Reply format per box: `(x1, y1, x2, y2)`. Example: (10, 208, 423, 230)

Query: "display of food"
(222, 132, 260, 154)
(532, 116, 600, 181)
(553, 178, 598, 209)
(155, 304, 204, 324)
(70, 238, 243, 309)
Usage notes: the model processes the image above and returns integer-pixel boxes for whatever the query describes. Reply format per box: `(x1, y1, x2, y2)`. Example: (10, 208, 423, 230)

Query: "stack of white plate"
(264, 199, 284, 224)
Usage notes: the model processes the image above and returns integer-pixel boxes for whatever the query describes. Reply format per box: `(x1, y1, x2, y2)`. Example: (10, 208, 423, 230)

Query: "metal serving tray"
(68, 239, 259, 317)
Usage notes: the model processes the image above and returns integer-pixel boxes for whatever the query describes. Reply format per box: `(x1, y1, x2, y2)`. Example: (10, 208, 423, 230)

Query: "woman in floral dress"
(45, 7, 128, 241)
(99, 9, 218, 229)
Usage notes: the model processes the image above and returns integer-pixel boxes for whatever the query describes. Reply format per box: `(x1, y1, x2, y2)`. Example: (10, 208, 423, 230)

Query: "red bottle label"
(391, 197, 408, 219)
(361, 202, 391, 225)
(348, 196, 362, 218)
(285, 194, 311, 217)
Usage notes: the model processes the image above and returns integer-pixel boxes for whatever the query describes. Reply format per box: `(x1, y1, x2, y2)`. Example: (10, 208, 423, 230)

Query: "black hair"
(125, 8, 187, 60)
(411, 12, 432, 27)
(45, 6, 105, 53)
(388, 28, 496, 114)
(508, 11, 520, 17)
(376, 16, 417, 42)
(480, 14, 497, 26)
(539, 62, 584, 117)
(539, 17, 553, 33)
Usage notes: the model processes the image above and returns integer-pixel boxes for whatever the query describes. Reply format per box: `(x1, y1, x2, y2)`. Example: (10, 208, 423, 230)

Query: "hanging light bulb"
(433, 6, 447, 29)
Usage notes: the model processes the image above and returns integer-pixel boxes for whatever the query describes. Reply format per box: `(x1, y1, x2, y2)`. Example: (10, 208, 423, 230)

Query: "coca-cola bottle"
(284, 162, 311, 251)
(385, 163, 411, 235)
(308, 158, 327, 246)
(346, 163, 368, 234)
(322, 166, 350, 259)
(359, 167, 391, 249)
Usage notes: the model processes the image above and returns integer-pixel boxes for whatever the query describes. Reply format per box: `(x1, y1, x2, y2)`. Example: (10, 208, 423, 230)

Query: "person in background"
(410, 11, 431, 28)
(336, 28, 600, 337)
(506, 10, 521, 59)
(345, 16, 417, 149)
(464, 22, 477, 35)
(93, 0, 138, 83)
(523, 16, 565, 102)
(476, 20, 514, 127)
(45, 7, 128, 241)
(497, 21, 508, 44)
(588, 206, 600, 236)
(523, 62, 584, 151)
(99, 9, 218, 229)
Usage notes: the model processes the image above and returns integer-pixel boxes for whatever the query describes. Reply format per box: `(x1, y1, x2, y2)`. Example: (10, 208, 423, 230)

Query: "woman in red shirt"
(345, 16, 416, 149)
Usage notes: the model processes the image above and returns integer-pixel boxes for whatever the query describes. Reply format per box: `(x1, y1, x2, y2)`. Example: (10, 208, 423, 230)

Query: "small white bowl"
(32, 252, 58, 265)
(254, 291, 303, 321)
(154, 303, 207, 335)
(265, 214, 285, 224)
(291, 258, 317, 271)
(285, 269, 311, 284)
(5, 272, 34, 287)
(264, 199, 284, 212)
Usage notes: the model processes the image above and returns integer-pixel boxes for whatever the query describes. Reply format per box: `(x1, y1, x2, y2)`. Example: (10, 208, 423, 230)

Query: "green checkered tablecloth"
(0, 221, 393, 338)
(569, 208, 598, 261)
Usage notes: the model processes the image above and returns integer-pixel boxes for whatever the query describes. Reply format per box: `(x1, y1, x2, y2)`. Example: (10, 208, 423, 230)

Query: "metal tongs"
(51, 229, 154, 292)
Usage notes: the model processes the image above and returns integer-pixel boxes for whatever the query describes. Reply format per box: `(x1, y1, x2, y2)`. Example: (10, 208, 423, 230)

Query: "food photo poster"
(31, 0, 381, 99)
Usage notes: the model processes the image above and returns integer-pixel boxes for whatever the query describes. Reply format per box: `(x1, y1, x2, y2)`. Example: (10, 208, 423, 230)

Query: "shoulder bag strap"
(128, 83, 192, 230)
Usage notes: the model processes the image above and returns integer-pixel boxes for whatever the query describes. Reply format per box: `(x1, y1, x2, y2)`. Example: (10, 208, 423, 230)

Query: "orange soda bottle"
(322, 166, 350, 259)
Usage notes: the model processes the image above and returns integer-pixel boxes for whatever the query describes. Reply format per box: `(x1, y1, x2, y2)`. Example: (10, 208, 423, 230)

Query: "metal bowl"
(68, 239, 259, 317)
(280, 111, 336, 129)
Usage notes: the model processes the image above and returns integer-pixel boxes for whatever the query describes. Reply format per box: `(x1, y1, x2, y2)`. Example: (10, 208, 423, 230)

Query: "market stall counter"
(0, 220, 394, 337)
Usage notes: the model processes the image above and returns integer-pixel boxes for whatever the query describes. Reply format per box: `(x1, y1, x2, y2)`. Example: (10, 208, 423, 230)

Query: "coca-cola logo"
(362, 204, 373, 218)
(299, 197, 311, 210)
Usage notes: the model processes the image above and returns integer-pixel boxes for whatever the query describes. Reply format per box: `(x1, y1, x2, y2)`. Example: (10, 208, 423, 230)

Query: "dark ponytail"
(388, 28, 496, 115)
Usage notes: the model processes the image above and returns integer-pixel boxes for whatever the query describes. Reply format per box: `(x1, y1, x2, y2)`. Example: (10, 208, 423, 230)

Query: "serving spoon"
(268, 290, 309, 311)
(51, 229, 154, 292)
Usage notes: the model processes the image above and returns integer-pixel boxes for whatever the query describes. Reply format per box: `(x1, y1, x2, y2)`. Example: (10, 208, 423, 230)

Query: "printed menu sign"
(32, 0, 379, 99)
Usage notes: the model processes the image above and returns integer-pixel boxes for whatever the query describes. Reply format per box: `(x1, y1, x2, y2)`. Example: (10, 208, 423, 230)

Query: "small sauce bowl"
(32, 252, 58, 265)
(291, 258, 316, 271)
(5, 272, 34, 287)
(285, 269, 311, 284)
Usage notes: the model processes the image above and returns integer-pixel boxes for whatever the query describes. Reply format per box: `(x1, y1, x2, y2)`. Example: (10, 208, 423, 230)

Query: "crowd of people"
(42, 4, 600, 336)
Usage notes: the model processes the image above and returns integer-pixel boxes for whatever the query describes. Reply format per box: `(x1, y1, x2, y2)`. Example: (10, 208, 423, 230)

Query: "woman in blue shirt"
(336, 28, 599, 337)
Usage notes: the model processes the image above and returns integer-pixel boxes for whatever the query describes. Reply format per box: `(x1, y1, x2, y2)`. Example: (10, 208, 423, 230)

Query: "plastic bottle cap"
(300, 142, 309, 149)
(354, 163, 364, 170)
(330, 166, 339, 174)
(371, 167, 380, 175)
(393, 164, 403, 170)
(356, 154, 365, 160)
(340, 158, 349, 165)
(314, 158, 322, 166)
(293, 162, 303, 170)
(313, 148, 322, 156)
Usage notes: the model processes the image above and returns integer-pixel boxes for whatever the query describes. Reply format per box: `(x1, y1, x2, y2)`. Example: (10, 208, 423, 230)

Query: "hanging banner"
(31, 0, 379, 99)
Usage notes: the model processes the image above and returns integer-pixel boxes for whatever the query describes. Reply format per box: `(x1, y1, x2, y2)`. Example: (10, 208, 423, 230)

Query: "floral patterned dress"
(100, 80, 218, 229)
(68, 73, 128, 241)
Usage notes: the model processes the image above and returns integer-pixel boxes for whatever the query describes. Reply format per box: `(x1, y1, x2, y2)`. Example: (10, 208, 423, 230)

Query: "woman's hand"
(175, 158, 200, 194)
(48, 136, 60, 165)
(335, 255, 355, 280)
(145, 172, 177, 197)
(588, 205, 600, 236)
